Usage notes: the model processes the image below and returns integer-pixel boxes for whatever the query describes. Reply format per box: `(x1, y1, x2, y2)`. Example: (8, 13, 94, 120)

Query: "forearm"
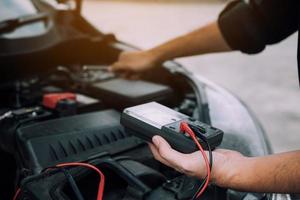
(215, 151, 300, 193)
(148, 21, 232, 63)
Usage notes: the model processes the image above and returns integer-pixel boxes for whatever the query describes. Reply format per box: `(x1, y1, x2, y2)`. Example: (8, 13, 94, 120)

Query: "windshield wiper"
(0, 12, 49, 34)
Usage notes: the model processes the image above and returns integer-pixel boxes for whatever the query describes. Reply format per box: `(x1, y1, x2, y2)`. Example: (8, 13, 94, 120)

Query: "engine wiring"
(12, 123, 210, 200)
(56, 163, 105, 200)
(0, 111, 12, 121)
(180, 122, 212, 199)
(12, 188, 20, 200)
(60, 167, 85, 200)
(12, 162, 106, 200)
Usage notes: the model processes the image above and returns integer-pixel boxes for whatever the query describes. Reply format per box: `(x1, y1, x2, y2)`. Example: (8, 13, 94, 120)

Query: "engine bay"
(0, 63, 218, 200)
(0, 1, 274, 198)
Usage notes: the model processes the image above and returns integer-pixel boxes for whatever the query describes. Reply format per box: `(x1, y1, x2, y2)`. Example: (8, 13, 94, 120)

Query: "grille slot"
(17, 110, 143, 173)
(48, 127, 130, 161)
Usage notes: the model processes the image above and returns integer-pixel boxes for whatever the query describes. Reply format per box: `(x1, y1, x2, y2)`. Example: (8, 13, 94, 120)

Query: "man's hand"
(149, 135, 244, 185)
(109, 50, 160, 79)
(149, 135, 300, 193)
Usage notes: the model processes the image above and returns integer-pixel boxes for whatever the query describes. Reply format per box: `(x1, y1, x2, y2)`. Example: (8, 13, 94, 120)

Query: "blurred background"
(82, 0, 300, 153)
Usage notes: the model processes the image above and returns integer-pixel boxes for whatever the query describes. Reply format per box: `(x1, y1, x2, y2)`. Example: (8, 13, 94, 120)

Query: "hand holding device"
(121, 102, 224, 199)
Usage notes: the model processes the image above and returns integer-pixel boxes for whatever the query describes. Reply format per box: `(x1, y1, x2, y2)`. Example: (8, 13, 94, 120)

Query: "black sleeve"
(218, 0, 298, 54)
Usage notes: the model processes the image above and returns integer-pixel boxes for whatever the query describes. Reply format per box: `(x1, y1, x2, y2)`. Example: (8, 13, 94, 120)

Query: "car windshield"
(0, 0, 47, 39)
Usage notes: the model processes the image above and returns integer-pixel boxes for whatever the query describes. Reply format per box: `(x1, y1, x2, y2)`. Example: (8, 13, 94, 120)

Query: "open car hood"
(0, 0, 119, 84)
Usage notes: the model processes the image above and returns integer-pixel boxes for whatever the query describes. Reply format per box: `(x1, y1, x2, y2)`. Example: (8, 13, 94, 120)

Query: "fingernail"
(152, 136, 160, 146)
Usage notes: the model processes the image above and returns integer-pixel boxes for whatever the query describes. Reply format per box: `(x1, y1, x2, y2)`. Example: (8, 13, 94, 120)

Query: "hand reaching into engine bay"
(109, 50, 161, 79)
(149, 135, 300, 194)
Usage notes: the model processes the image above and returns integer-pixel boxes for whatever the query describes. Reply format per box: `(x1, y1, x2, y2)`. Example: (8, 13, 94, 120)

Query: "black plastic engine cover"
(16, 110, 144, 173)
(89, 78, 174, 110)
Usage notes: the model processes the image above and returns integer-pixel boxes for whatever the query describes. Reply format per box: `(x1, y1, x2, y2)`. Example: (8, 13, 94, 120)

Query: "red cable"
(12, 188, 20, 200)
(12, 162, 105, 200)
(180, 122, 211, 198)
(56, 162, 105, 200)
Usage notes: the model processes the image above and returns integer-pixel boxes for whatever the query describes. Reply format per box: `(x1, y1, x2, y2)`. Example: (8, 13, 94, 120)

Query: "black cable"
(188, 124, 213, 200)
(192, 141, 212, 200)
(60, 168, 85, 200)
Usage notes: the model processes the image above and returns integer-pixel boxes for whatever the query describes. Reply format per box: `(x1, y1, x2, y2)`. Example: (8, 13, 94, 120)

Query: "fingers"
(109, 57, 141, 80)
(151, 136, 190, 173)
(148, 143, 173, 168)
(109, 62, 127, 73)
(150, 136, 210, 178)
(149, 143, 185, 173)
(109, 63, 140, 80)
(109, 50, 156, 76)
(128, 74, 141, 80)
(109, 52, 134, 73)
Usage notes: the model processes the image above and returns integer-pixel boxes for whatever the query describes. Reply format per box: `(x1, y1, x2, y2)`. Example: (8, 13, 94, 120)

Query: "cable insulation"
(190, 128, 213, 200)
(12, 188, 20, 200)
(60, 168, 85, 200)
(180, 122, 211, 199)
(56, 162, 105, 200)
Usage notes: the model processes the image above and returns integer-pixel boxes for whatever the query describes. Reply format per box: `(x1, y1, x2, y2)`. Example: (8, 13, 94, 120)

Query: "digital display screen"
(125, 102, 188, 128)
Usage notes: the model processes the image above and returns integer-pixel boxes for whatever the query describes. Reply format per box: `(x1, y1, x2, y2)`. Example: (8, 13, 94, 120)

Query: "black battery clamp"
(121, 102, 223, 153)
